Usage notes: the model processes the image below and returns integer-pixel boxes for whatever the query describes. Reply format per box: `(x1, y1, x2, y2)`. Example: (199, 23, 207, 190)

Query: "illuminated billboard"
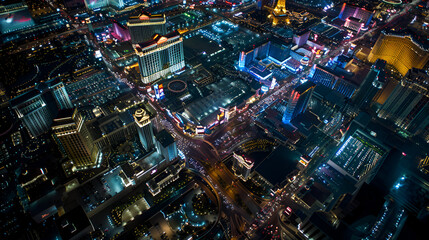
(153, 84, 165, 100)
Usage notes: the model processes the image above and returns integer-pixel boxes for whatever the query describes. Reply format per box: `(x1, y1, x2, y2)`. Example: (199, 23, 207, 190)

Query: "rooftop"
(331, 130, 389, 181)
(255, 146, 300, 186)
(155, 129, 175, 148)
(184, 77, 251, 125)
(313, 84, 347, 107)
(128, 12, 165, 23)
(299, 181, 332, 206)
(10, 88, 41, 107)
(51, 108, 76, 127)
(135, 31, 180, 50)
(347, 16, 362, 22)
(87, 111, 134, 140)
(183, 34, 223, 57)
(121, 162, 135, 179)
(104, 41, 134, 60)
(294, 81, 316, 94)
(55, 206, 93, 240)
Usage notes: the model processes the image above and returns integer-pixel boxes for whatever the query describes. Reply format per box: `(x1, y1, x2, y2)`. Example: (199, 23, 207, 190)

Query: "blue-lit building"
(257, 0, 263, 10)
(268, 39, 291, 65)
(388, 173, 429, 219)
(238, 41, 270, 70)
(0, 1, 69, 44)
(155, 129, 178, 162)
(134, 108, 155, 151)
(282, 81, 316, 124)
(293, 30, 311, 47)
(308, 64, 357, 98)
(238, 38, 291, 81)
(11, 88, 56, 138)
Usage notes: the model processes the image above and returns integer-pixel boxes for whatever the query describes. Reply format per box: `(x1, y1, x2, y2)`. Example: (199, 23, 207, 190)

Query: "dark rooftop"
(136, 31, 180, 49)
(291, 111, 321, 136)
(87, 111, 134, 139)
(10, 88, 41, 107)
(121, 163, 135, 179)
(313, 84, 347, 107)
(347, 16, 362, 22)
(373, 59, 387, 70)
(255, 146, 300, 186)
(183, 34, 223, 57)
(155, 129, 175, 148)
(55, 206, 93, 240)
(309, 182, 332, 203)
(294, 81, 316, 94)
(52, 108, 76, 127)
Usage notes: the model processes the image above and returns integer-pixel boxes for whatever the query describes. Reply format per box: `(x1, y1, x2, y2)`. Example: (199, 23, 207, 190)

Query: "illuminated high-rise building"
(84, 0, 104, 9)
(11, 88, 57, 138)
(388, 173, 429, 219)
(353, 59, 386, 109)
(378, 68, 429, 134)
(238, 41, 271, 71)
(48, 79, 73, 110)
(155, 129, 178, 162)
(368, 34, 429, 76)
(85, 17, 94, 34)
(52, 108, 100, 169)
(10, 80, 72, 137)
(282, 81, 316, 123)
(232, 152, 254, 181)
(127, 12, 167, 44)
(135, 31, 185, 84)
(406, 104, 429, 138)
(109, 0, 124, 9)
(134, 108, 155, 151)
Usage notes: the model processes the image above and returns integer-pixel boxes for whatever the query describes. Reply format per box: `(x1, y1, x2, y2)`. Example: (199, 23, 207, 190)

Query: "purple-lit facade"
(338, 3, 374, 27)
(112, 20, 131, 42)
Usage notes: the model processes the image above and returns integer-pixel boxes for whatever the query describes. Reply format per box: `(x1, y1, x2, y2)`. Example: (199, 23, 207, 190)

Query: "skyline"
(0, 0, 429, 240)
